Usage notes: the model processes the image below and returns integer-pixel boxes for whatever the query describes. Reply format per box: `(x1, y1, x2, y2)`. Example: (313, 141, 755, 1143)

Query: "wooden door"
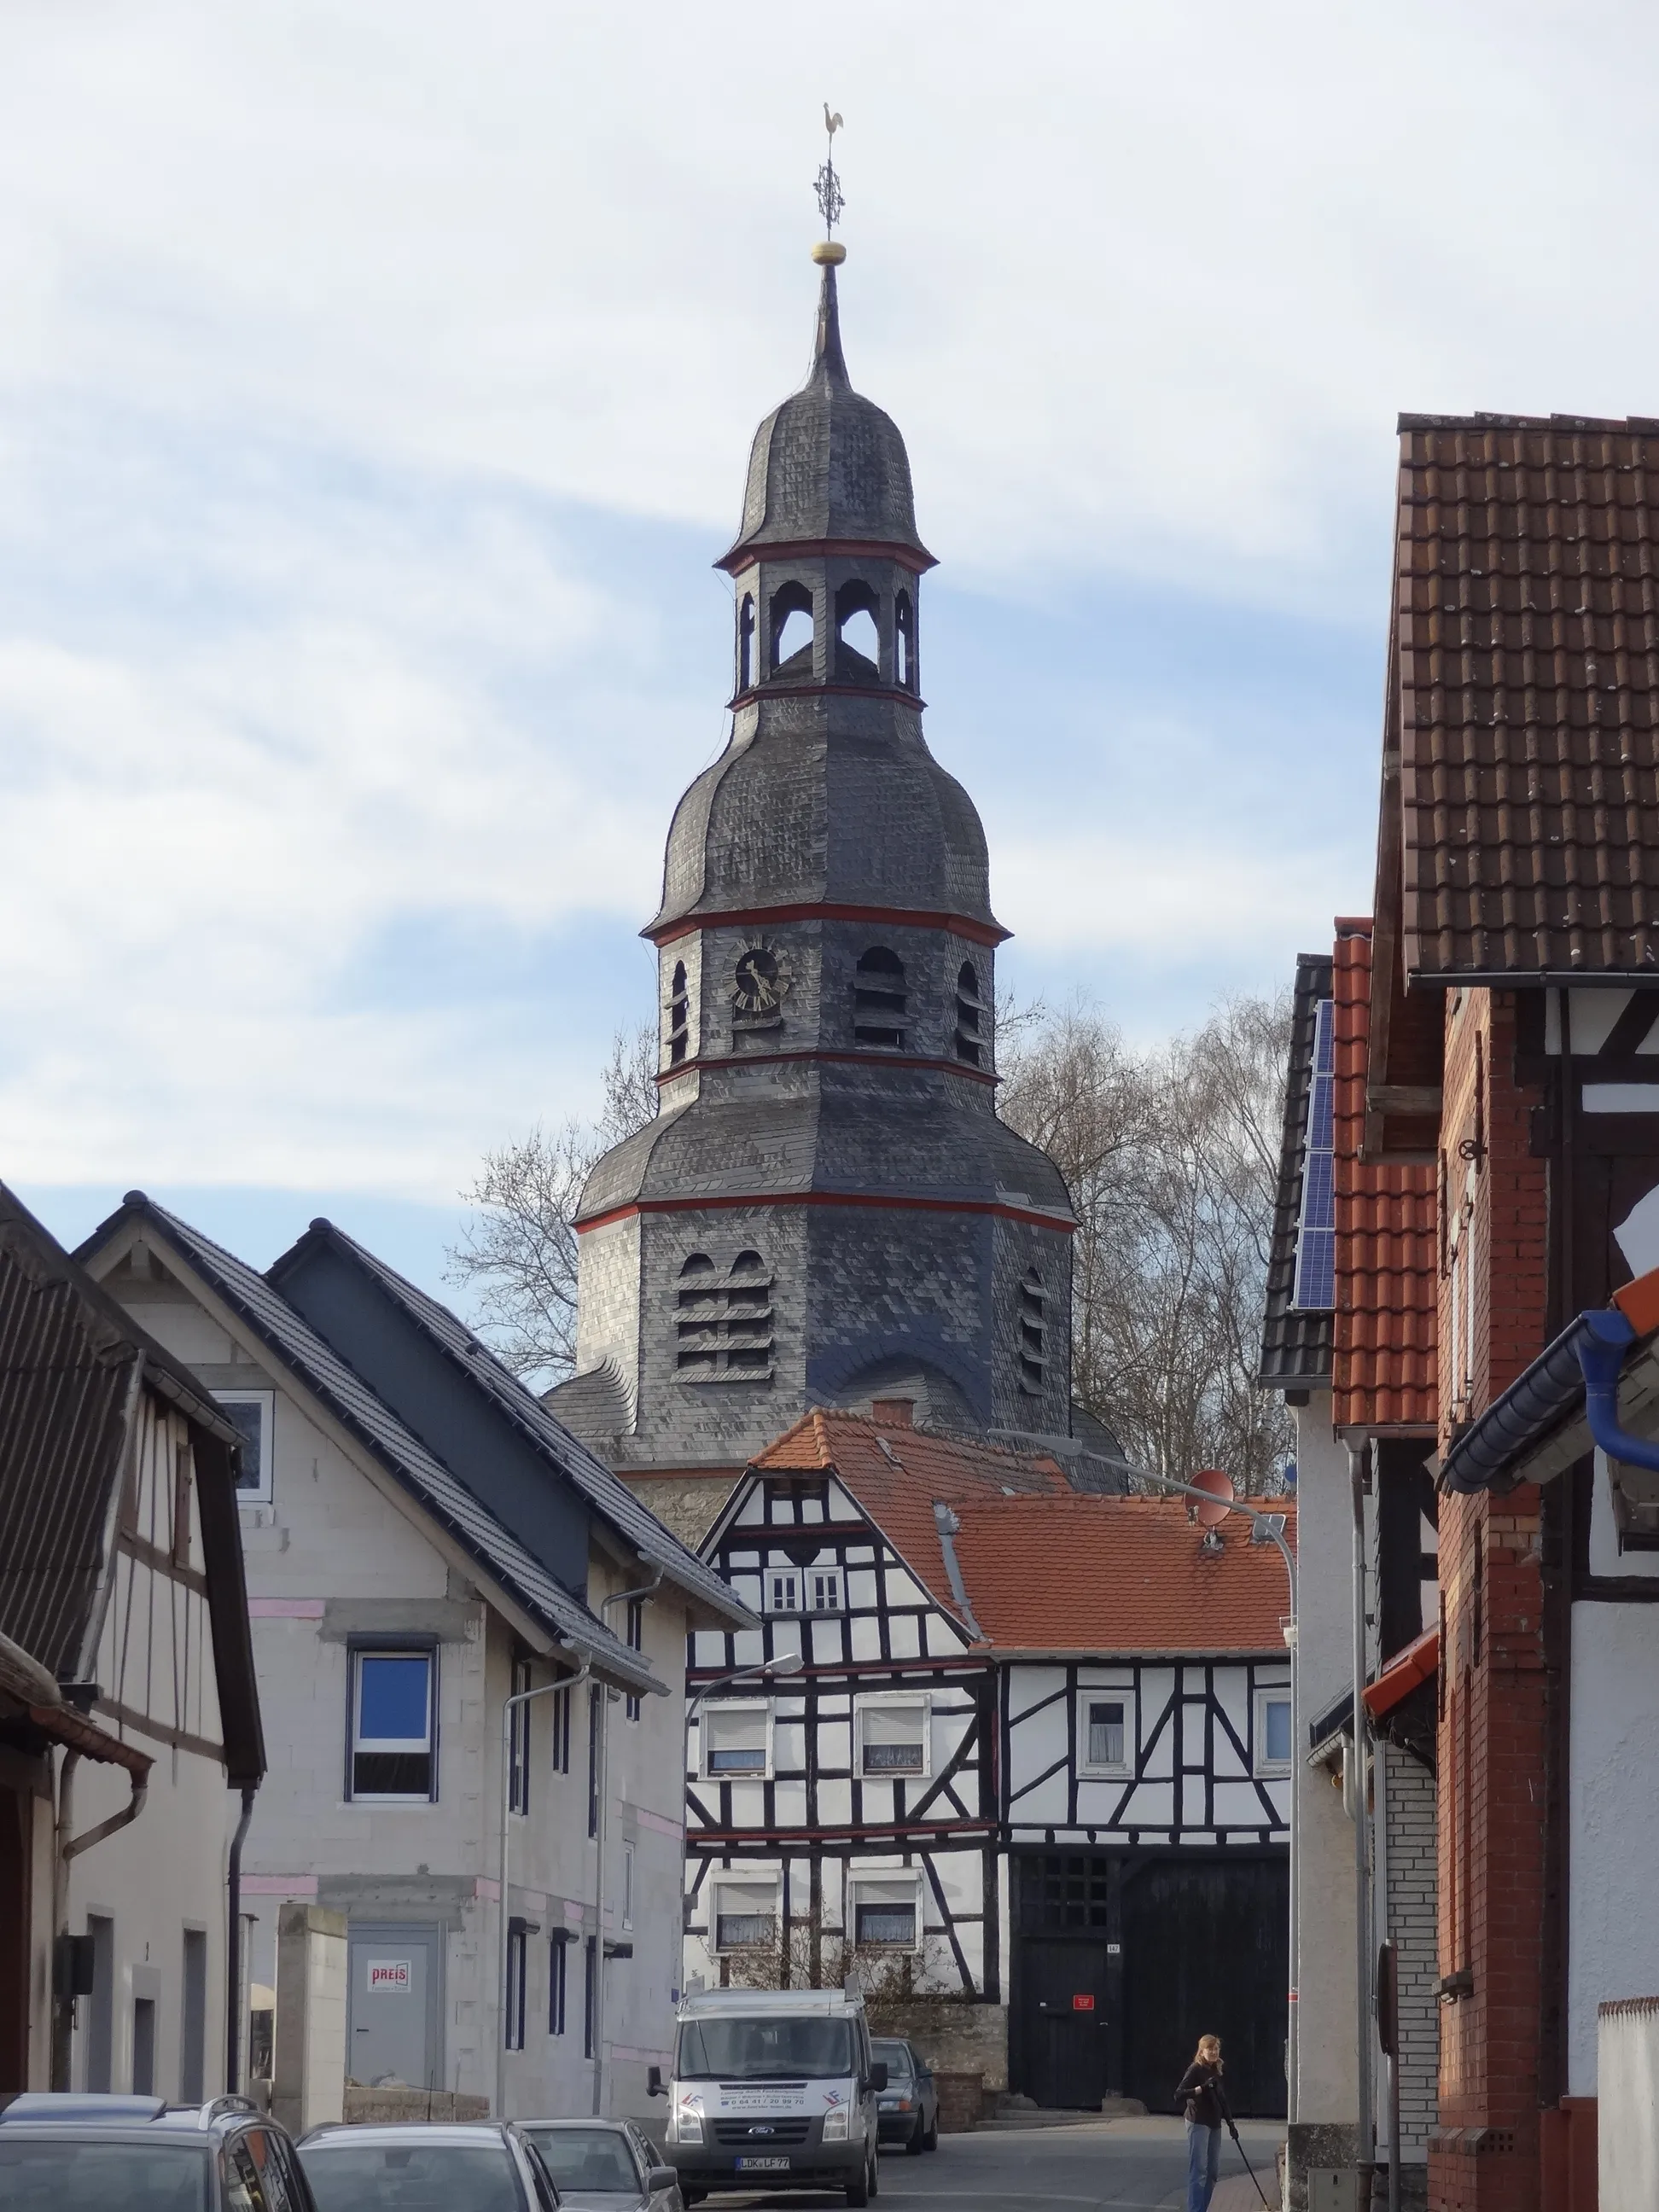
(1121, 1854, 1287, 2118)
(1014, 1937, 1112, 2110)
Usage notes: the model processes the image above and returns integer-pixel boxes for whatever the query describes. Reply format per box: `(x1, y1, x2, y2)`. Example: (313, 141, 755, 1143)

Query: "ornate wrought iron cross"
(815, 104, 845, 238)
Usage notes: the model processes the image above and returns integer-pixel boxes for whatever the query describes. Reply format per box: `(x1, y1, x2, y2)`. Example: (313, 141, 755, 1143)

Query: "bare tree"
(445, 1022, 656, 1388)
(998, 990, 1292, 1493)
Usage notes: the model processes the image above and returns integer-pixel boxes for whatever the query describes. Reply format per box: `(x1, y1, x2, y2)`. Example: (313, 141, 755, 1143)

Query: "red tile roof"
(951, 1496, 1293, 1654)
(752, 1413, 1290, 1652)
(754, 1410, 1068, 1627)
(1389, 414, 1659, 981)
(1332, 922, 1438, 1431)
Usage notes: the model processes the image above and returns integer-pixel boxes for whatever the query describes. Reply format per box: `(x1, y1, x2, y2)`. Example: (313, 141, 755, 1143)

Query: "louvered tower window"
(853, 947, 907, 1047)
(1018, 1268, 1046, 1394)
(667, 961, 690, 1066)
(954, 962, 984, 1066)
(676, 1250, 775, 1382)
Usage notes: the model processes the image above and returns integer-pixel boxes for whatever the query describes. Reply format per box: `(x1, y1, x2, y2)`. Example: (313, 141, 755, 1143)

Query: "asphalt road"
(699, 2117, 1285, 2212)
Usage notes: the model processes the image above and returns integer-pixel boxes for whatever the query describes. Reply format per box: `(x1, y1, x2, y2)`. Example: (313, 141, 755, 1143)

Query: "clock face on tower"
(731, 945, 789, 1022)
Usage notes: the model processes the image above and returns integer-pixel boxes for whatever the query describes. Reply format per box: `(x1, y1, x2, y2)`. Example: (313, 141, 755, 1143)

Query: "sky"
(8, 0, 1659, 1298)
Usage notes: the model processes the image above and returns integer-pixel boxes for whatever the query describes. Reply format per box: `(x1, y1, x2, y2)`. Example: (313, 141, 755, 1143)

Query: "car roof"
(519, 2118, 632, 2130)
(677, 1988, 864, 2018)
(0, 2095, 263, 2138)
(302, 2123, 515, 2147)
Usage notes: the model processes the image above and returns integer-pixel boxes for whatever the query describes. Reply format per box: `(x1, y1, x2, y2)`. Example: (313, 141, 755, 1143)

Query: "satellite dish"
(1190, 1467, 1235, 1528)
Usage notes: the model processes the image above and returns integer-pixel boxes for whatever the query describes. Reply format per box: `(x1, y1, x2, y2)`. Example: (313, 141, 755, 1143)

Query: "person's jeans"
(1185, 2120, 1221, 2212)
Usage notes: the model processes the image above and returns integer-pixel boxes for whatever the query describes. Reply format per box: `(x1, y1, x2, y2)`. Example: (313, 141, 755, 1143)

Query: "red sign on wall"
(1072, 1994, 1095, 2012)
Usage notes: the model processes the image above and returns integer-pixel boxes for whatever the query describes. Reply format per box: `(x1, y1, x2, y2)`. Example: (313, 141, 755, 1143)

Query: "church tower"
(549, 236, 1075, 1473)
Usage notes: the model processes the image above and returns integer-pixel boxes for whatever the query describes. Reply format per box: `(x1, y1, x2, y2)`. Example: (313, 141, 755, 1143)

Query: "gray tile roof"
(93, 1198, 666, 1693)
(1258, 953, 1335, 1388)
(270, 1220, 753, 1629)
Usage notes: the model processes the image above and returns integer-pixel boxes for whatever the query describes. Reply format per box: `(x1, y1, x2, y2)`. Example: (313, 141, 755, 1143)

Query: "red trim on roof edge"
(1363, 1626, 1439, 1718)
(646, 901, 1009, 950)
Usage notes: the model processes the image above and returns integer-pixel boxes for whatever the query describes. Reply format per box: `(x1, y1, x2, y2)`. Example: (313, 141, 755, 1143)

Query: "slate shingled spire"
(549, 247, 1075, 1477)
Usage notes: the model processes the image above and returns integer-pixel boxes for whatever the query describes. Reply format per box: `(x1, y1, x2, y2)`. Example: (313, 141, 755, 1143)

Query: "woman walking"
(1174, 2034, 1225, 2212)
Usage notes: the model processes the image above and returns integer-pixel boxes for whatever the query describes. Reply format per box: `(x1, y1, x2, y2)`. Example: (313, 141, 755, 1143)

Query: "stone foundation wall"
(867, 1999, 1008, 2091)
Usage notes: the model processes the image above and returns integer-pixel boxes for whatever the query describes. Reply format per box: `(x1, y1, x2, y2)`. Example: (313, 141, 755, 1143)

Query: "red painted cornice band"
(716, 537, 938, 578)
(646, 899, 1010, 950)
(577, 1189, 1075, 1236)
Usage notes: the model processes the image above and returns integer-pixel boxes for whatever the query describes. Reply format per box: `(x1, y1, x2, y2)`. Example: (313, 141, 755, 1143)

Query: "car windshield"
(0, 2138, 209, 2212)
(299, 2141, 525, 2212)
(870, 2041, 912, 2080)
(676, 2017, 855, 2081)
(523, 2130, 638, 2193)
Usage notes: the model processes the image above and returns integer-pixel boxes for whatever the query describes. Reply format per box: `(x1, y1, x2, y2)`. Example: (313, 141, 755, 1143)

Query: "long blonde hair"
(1194, 2034, 1222, 2067)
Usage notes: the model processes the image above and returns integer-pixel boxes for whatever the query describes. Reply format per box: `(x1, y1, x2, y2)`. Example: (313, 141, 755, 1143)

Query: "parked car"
(0, 2092, 317, 2211)
(299, 2122, 559, 2212)
(869, 2040, 939, 2155)
(520, 2119, 682, 2212)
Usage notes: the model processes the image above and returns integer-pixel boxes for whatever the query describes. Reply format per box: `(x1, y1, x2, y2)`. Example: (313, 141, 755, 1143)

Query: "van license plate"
(736, 2157, 791, 2172)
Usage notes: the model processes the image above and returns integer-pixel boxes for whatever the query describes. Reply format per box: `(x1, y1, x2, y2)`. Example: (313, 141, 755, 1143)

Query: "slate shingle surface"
(1394, 412, 1659, 979)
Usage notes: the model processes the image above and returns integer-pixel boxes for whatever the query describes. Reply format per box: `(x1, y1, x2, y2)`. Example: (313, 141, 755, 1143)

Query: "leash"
(1217, 2082, 1271, 2209)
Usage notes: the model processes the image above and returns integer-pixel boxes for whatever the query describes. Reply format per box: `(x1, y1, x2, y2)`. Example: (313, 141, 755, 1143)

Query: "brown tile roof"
(754, 1411, 1071, 1627)
(1332, 923, 1438, 1430)
(752, 1413, 1289, 1652)
(951, 1496, 1293, 1654)
(1390, 412, 1659, 981)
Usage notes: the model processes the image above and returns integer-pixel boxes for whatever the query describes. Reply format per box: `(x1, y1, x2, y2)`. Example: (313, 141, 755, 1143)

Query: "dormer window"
(771, 583, 814, 679)
(667, 961, 690, 1066)
(853, 947, 907, 1048)
(1018, 1268, 1045, 1394)
(835, 580, 880, 683)
(953, 962, 984, 1067)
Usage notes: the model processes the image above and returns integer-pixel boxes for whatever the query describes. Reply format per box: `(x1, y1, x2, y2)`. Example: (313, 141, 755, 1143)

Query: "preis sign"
(367, 1959, 412, 1994)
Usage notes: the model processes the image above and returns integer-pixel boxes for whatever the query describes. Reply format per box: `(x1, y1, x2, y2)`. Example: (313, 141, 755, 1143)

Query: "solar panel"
(1291, 998, 1336, 1312)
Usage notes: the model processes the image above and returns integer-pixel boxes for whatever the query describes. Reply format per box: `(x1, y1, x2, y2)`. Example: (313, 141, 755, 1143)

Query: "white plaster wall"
(1568, 1600, 1659, 2096)
(68, 1741, 234, 2098)
(1599, 2000, 1659, 2210)
(1290, 1398, 1358, 2124)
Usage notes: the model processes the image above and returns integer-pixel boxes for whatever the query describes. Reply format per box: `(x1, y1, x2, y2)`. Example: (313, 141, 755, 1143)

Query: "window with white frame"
(214, 1390, 275, 1504)
(1254, 1687, 1292, 1776)
(764, 1564, 844, 1614)
(349, 1648, 436, 1802)
(713, 1878, 778, 1953)
(847, 1874, 921, 1951)
(856, 1695, 929, 1778)
(701, 1701, 771, 1778)
(1078, 1691, 1132, 1776)
(764, 1568, 800, 1613)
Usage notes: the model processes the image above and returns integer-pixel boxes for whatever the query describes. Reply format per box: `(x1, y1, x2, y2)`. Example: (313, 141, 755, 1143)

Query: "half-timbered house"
(687, 1407, 1293, 2113)
(0, 1183, 265, 2099)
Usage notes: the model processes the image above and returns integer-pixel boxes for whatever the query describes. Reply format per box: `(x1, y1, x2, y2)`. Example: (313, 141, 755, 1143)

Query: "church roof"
(719, 264, 934, 572)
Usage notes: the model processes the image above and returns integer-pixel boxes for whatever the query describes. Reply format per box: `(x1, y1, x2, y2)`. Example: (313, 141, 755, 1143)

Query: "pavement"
(694, 2115, 1285, 2212)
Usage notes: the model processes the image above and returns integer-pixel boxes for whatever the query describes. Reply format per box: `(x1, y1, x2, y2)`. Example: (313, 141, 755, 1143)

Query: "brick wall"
(1383, 1743, 1439, 2159)
(1429, 992, 1550, 2212)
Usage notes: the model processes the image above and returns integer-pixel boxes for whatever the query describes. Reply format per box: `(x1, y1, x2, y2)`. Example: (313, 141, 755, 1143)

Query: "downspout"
(1348, 1442, 1374, 2198)
(594, 1565, 663, 2117)
(225, 1783, 258, 2093)
(497, 1656, 592, 2120)
(51, 1751, 149, 2089)
(1575, 1307, 1659, 1470)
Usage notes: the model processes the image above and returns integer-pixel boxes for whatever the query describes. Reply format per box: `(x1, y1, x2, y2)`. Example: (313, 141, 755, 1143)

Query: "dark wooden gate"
(1013, 1936, 1112, 2110)
(1121, 1853, 1288, 2116)
(1010, 1848, 1287, 2117)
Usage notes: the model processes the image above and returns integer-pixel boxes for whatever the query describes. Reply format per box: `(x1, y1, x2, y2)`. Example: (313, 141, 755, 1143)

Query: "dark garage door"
(1121, 1854, 1287, 2116)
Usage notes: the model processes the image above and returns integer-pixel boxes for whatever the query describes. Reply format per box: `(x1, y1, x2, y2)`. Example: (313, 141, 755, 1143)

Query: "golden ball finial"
(811, 240, 846, 266)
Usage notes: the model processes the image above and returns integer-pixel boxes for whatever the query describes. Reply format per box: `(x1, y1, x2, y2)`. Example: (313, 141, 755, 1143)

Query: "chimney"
(871, 1399, 914, 1429)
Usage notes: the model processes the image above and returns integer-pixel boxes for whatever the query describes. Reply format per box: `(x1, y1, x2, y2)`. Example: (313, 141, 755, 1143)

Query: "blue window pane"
(358, 1655, 430, 1742)
(1264, 1698, 1291, 1764)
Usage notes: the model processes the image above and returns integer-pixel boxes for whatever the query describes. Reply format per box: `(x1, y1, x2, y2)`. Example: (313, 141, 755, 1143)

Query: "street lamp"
(688, 1649, 805, 1731)
(1132, 1468, 1299, 2130)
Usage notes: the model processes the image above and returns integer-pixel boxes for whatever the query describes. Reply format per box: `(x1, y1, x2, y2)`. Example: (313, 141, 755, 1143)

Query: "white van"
(650, 1988, 887, 2205)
